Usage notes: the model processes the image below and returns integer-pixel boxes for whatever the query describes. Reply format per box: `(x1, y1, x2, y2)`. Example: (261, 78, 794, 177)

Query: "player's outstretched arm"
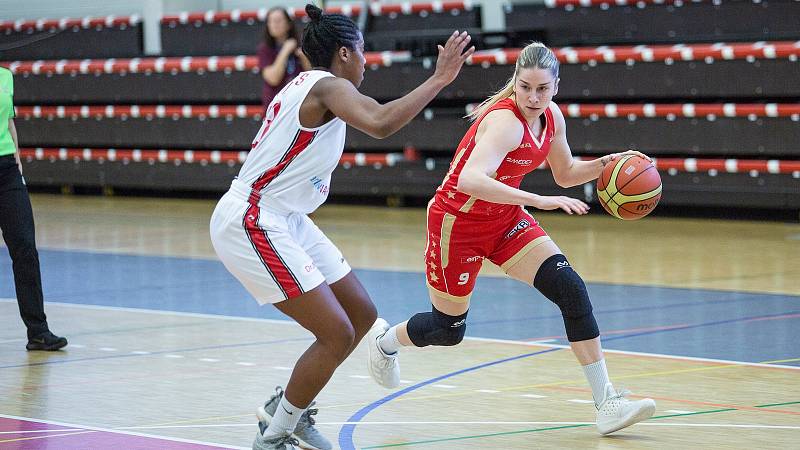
(316, 31, 475, 139)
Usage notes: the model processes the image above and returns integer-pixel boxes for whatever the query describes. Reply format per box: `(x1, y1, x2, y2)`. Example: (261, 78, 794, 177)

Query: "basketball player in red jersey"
(369, 42, 656, 435)
(210, 4, 474, 450)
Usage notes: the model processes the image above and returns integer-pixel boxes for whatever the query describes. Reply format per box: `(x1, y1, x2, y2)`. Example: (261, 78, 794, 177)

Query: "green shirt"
(0, 68, 16, 156)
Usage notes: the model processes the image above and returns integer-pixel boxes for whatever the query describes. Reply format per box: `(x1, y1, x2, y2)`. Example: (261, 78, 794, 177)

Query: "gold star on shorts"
(429, 272, 440, 283)
(446, 191, 456, 199)
(429, 251, 437, 259)
(428, 262, 438, 270)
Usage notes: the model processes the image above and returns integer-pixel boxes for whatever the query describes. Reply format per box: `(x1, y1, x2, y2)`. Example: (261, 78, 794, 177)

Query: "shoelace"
(378, 356, 396, 369)
(603, 388, 631, 406)
(264, 434, 299, 447)
(280, 436, 300, 447)
(302, 406, 318, 426)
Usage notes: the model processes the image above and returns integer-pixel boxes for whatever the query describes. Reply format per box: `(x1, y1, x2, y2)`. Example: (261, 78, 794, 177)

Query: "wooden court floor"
(1, 194, 798, 449)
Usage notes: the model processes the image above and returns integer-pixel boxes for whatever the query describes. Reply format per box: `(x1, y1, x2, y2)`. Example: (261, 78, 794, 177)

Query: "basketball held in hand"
(596, 155, 662, 220)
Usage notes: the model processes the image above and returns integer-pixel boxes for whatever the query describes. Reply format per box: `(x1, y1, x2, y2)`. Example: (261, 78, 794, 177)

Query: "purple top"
(257, 42, 302, 109)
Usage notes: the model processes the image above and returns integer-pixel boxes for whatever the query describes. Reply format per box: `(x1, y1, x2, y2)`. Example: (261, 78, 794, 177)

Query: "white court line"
(3, 299, 797, 371)
(467, 336, 800, 371)
(0, 428, 84, 434)
(115, 421, 800, 431)
(0, 413, 248, 449)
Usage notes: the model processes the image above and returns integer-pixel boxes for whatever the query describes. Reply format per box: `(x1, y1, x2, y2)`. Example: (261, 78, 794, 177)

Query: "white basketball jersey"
(236, 70, 346, 214)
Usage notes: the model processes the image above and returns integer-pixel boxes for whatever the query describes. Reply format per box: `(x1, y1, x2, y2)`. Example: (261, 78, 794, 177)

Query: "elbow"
(456, 175, 475, 196)
(365, 120, 394, 139)
(553, 173, 572, 188)
(262, 70, 281, 87)
(554, 178, 570, 188)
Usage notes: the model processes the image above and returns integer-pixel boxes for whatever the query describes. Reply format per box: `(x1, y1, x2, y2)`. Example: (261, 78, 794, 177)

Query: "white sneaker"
(367, 318, 400, 389)
(596, 383, 656, 435)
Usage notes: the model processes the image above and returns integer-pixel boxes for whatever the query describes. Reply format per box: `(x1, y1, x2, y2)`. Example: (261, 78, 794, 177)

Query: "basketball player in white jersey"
(209, 4, 475, 449)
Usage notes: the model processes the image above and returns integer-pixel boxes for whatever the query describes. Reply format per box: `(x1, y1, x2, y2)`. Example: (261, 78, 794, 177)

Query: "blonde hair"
(467, 42, 560, 121)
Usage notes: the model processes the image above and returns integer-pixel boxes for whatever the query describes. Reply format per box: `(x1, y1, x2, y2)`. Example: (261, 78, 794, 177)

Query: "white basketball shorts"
(210, 187, 351, 305)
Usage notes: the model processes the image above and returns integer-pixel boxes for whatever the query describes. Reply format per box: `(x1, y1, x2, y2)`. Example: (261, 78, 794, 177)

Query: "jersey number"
(251, 101, 281, 149)
(457, 273, 470, 285)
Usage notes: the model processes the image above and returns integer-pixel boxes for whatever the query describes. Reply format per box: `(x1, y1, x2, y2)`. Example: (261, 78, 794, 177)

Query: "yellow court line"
(761, 357, 800, 364)
(0, 430, 95, 443)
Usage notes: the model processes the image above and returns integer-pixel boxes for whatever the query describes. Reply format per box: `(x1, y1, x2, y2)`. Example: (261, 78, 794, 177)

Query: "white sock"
(263, 395, 305, 438)
(582, 358, 611, 407)
(378, 324, 405, 355)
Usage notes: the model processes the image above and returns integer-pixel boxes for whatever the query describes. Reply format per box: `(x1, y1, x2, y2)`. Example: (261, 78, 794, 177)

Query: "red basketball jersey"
(434, 98, 555, 215)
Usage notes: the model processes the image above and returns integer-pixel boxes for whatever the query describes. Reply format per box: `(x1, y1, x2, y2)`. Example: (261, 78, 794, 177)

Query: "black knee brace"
(533, 254, 599, 342)
(406, 305, 468, 347)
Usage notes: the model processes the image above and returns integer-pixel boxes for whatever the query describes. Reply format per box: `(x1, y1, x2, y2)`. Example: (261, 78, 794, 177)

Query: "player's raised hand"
(432, 30, 476, 86)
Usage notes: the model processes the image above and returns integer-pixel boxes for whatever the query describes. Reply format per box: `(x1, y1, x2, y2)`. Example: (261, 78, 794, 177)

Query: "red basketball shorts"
(425, 201, 551, 301)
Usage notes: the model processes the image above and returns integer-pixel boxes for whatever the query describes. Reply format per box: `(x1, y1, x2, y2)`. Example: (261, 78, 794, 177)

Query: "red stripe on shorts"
(243, 203, 303, 298)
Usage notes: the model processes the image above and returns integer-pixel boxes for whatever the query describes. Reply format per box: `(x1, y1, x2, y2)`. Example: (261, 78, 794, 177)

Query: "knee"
(533, 254, 599, 342)
(318, 319, 356, 358)
(406, 306, 467, 347)
(6, 236, 37, 259)
(533, 254, 593, 318)
(358, 300, 378, 336)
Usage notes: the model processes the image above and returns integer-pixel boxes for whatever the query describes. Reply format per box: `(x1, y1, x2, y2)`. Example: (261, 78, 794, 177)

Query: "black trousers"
(0, 155, 48, 339)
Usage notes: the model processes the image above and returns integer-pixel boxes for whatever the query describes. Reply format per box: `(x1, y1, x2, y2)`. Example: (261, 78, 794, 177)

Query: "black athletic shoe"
(26, 331, 68, 351)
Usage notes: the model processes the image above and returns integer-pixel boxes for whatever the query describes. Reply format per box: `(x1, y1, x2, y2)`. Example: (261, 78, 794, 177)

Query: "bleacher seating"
(0, 15, 142, 60)
(364, 1, 486, 55)
(0, 1, 797, 211)
(504, 0, 800, 47)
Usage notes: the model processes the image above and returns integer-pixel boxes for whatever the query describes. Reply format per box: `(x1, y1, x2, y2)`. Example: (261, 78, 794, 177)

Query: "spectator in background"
(0, 67, 67, 351)
(258, 7, 311, 111)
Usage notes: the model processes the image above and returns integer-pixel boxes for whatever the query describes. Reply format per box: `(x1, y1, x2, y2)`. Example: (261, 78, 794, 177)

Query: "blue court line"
(0, 336, 313, 370)
(337, 348, 560, 450)
(468, 294, 795, 328)
(338, 309, 800, 450)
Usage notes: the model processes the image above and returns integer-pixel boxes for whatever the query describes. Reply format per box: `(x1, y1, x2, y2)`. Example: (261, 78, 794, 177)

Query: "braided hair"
(301, 3, 361, 68)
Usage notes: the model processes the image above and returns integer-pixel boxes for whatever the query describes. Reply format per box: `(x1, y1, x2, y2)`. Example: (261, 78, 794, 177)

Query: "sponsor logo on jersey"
(505, 158, 533, 165)
(309, 176, 329, 196)
(506, 219, 530, 238)
(517, 142, 533, 149)
(461, 255, 485, 264)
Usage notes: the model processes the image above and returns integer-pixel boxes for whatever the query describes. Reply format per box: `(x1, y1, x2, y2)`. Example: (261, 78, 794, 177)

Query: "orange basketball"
(596, 155, 662, 220)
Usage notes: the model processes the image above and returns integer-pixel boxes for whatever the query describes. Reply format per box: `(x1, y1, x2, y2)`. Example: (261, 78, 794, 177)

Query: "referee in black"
(1, 67, 67, 351)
